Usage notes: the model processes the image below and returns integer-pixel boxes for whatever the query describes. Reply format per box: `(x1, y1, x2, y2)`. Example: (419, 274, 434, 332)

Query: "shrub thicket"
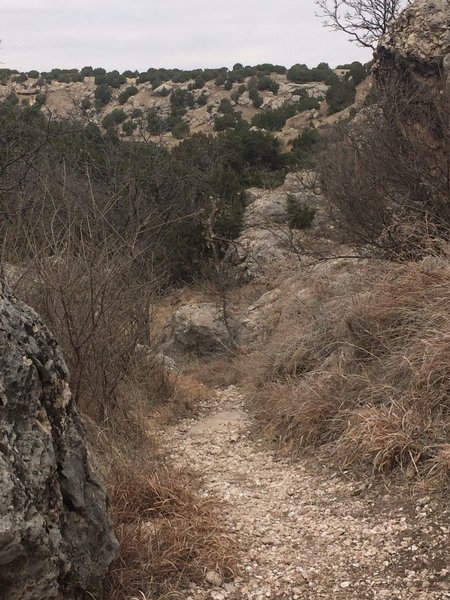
(316, 70, 449, 259)
(326, 79, 356, 113)
(251, 97, 320, 131)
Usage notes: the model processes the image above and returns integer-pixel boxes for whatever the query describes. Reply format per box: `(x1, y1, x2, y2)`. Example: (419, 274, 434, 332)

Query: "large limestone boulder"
(378, 0, 450, 64)
(0, 282, 117, 599)
(167, 302, 236, 355)
(375, 0, 450, 114)
(228, 227, 292, 280)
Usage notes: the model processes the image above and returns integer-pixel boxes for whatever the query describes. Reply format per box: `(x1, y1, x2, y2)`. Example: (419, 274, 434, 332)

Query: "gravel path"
(162, 386, 450, 600)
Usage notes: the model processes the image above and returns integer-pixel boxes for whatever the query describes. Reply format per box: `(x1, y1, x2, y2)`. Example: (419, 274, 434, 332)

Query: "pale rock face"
(167, 303, 236, 355)
(244, 191, 289, 227)
(0, 282, 117, 599)
(228, 227, 292, 280)
(228, 170, 326, 280)
(374, 0, 449, 167)
(188, 110, 213, 129)
(297, 82, 329, 99)
(378, 0, 450, 63)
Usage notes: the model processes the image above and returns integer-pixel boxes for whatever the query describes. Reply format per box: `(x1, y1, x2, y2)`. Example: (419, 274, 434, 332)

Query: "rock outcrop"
(0, 282, 117, 599)
(375, 0, 450, 119)
(228, 171, 329, 280)
(167, 302, 236, 356)
(377, 0, 450, 65)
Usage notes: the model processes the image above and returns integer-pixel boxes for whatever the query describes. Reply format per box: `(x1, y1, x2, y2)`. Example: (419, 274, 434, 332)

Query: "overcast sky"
(2, 0, 372, 73)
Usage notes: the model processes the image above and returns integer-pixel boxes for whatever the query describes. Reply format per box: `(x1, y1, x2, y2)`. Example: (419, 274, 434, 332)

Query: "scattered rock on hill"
(0, 281, 117, 599)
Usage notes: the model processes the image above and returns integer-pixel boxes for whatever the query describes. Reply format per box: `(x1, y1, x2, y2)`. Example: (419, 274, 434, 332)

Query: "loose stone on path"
(160, 386, 450, 600)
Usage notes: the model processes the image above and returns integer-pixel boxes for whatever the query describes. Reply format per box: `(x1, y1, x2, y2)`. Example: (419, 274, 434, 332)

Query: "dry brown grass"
(182, 356, 241, 389)
(242, 255, 450, 484)
(104, 465, 237, 600)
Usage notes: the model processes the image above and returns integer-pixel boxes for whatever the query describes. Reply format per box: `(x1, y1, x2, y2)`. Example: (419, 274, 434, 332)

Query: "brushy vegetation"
(251, 96, 320, 131)
(286, 195, 316, 229)
(0, 94, 247, 598)
(241, 256, 450, 482)
(316, 70, 449, 259)
(237, 52, 450, 486)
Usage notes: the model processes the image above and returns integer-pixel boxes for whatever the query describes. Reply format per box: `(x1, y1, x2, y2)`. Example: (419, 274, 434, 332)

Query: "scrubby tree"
(315, 0, 410, 49)
(118, 85, 138, 105)
(81, 66, 95, 77)
(94, 84, 113, 109)
(326, 79, 356, 113)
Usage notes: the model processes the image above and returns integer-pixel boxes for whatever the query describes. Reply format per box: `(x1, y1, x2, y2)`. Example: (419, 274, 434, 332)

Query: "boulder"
(375, 0, 450, 122)
(377, 0, 450, 64)
(0, 281, 117, 599)
(244, 191, 289, 227)
(228, 227, 291, 280)
(167, 302, 236, 355)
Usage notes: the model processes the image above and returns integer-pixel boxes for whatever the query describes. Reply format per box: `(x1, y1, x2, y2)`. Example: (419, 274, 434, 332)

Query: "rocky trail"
(160, 386, 450, 600)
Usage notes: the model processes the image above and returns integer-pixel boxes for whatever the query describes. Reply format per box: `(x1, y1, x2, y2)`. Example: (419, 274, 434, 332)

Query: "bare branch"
(315, 0, 410, 49)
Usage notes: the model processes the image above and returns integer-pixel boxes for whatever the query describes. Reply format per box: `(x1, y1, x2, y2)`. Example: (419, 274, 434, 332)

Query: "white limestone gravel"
(159, 385, 450, 600)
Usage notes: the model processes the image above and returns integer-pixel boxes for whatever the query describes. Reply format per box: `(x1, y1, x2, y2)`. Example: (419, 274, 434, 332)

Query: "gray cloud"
(2, 0, 372, 72)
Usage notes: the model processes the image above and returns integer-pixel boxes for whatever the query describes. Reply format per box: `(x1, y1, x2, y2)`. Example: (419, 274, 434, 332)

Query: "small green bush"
(102, 108, 127, 129)
(248, 88, 263, 109)
(171, 120, 190, 139)
(196, 92, 208, 106)
(214, 73, 227, 86)
(81, 97, 92, 111)
(214, 110, 244, 132)
(345, 61, 367, 86)
(122, 120, 137, 136)
(81, 66, 95, 77)
(286, 196, 316, 229)
(288, 127, 319, 166)
(94, 84, 113, 109)
(28, 70, 40, 79)
(146, 109, 166, 134)
(118, 85, 138, 104)
(326, 80, 356, 114)
(170, 89, 194, 110)
(122, 70, 138, 79)
(218, 98, 234, 114)
(34, 93, 46, 107)
(257, 75, 279, 94)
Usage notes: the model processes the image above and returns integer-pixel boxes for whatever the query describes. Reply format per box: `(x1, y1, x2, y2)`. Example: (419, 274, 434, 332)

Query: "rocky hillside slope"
(162, 0, 450, 482)
(0, 63, 370, 150)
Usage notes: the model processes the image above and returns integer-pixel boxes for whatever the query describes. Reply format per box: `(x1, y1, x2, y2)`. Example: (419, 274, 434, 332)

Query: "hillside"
(0, 61, 370, 150)
(1, 0, 449, 599)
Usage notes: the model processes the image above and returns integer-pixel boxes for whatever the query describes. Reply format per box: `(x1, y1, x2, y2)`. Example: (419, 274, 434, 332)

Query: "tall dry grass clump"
(243, 255, 450, 482)
(105, 466, 236, 600)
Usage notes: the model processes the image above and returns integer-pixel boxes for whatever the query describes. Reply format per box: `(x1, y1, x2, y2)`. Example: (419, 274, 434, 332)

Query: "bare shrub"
(316, 70, 449, 259)
(6, 188, 159, 430)
(315, 0, 410, 49)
